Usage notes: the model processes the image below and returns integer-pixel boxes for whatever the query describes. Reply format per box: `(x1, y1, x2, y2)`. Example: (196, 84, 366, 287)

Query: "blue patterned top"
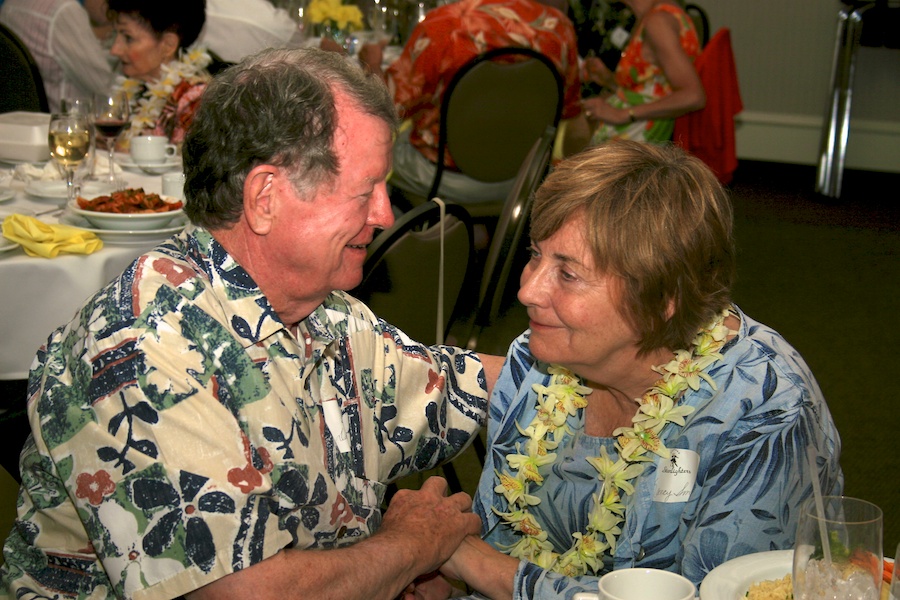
(1, 227, 489, 599)
(470, 306, 843, 599)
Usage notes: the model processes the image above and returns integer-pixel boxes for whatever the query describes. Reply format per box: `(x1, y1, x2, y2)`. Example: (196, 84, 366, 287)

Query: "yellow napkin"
(2, 214, 103, 258)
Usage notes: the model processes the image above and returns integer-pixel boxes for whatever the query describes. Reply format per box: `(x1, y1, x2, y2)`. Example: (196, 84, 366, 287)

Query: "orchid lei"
(113, 45, 212, 142)
(493, 307, 735, 577)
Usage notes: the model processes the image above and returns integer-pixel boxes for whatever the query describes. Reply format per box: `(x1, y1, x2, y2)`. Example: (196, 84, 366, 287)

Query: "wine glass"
(93, 91, 130, 189)
(60, 97, 96, 182)
(47, 113, 92, 205)
(792, 495, 883, 600)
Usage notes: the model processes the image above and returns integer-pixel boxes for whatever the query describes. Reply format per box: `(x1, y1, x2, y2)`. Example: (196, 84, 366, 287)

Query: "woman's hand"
(582, 97, 630, 127)
(582, 56, 615, 89)
(397, 571, 458, 600)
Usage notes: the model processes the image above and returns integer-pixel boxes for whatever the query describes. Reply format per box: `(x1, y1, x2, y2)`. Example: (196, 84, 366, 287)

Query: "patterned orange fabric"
(387, 0, 582, 166)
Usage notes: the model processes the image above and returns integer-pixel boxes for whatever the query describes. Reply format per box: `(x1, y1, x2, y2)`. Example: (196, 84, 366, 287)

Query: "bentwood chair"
(352, 200, 476, 495)
(0, 22, 50, 114)
(351, 199, 476, 346)
(391, 47, 563, 220)
(463, 125, 556, 352)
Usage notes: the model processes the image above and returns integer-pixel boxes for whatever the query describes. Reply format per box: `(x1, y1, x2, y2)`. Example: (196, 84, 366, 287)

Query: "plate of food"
(699, 550, 793, 600)
(69, 188, 183, 231)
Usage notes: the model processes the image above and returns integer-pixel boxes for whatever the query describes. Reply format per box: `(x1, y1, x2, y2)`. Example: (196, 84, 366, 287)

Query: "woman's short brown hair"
(530, 140, 735, 353)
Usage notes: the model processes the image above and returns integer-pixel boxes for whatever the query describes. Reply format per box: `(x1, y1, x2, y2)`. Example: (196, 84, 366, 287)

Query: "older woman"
(436, 141, 842, 599)
(582, 0, 705, 146)
(108, 0, 210, 144)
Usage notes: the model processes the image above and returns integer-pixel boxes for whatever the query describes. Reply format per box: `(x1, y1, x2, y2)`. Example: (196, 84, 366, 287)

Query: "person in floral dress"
(433, 141, 842, 599)
(583, 0, 705, 144)
(108, 0, 211, 145)
(360, 0, 591, 204)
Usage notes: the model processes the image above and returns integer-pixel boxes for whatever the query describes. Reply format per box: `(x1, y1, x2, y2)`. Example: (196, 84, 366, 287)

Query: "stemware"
(792, 495, 883, 600)
(60, 97, 96, 181)
(47, 113, 92, 205)
(93, 91, 131, 189)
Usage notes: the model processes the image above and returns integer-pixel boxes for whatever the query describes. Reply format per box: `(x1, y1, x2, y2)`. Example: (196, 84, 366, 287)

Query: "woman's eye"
(559, 269, 577, 282)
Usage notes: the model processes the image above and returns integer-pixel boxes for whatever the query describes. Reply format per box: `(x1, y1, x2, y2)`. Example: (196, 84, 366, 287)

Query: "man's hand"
(379, 477, 482, 577)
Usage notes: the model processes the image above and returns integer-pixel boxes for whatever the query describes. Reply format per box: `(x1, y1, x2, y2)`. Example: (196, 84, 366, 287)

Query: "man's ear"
(243, 165, 277, 235)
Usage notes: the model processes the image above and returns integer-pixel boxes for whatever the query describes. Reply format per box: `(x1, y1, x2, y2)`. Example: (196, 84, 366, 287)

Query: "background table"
(0, 168, 175, 380)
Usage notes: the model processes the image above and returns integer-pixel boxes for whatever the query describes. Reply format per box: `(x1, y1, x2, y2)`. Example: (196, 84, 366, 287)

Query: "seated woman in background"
(582, 0, 705, 145)
(437, 141, 842, 599)
(108, 0, 211, 145)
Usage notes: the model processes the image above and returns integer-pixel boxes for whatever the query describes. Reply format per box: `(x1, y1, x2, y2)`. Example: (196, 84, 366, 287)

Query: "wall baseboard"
(735, 111, 900, 174)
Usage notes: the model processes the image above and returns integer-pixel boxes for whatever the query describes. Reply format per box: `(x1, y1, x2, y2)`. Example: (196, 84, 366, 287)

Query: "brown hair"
(530, 140, 735, 353)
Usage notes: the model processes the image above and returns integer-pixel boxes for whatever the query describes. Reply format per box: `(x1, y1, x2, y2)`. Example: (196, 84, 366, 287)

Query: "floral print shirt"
(470, 306, 843, 599)
(1, 227, 488, 600)
(590, 2, 700, 145)
(387, 0, 583, 166)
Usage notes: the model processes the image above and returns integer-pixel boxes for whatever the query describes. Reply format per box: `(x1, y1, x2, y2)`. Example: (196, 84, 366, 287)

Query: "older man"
(1, 48, 502, 599)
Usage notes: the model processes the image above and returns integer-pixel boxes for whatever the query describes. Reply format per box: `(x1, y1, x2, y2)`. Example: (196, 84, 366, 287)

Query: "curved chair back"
(465, 125, 556, 350)
(0, 23, 50, 114)
(352, 201, 475, 345)
(427, 46, 564, 202)
(685, 3, 710, 48)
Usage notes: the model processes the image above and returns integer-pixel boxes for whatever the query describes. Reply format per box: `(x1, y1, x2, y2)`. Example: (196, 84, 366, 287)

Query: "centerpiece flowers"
(307, 0, 365, 46)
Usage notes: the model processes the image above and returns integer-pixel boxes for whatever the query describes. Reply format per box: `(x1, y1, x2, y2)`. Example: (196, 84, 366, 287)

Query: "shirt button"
(636, 546, 646, 561)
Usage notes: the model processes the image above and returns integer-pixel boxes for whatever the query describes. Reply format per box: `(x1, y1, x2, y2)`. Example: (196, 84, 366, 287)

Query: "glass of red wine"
(93, 91, 130, 189)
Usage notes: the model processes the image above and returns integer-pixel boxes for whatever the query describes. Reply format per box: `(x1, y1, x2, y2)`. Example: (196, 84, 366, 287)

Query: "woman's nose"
(517, 262, 541, 307)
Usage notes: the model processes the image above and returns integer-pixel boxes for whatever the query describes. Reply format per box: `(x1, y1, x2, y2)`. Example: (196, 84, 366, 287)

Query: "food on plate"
(77, 188, 182, 213)
(744, 574, 792, 599)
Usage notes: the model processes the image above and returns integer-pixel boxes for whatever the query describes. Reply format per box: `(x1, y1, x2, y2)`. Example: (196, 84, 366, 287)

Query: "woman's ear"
(160, 31, 180, 61)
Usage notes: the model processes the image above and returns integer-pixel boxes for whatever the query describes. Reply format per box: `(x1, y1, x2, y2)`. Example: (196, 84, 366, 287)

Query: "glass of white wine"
(47, 113, 92, 205)
(93, 91, 130, 189)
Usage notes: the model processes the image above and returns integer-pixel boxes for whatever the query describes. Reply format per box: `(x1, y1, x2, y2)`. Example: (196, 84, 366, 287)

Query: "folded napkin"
(2, 214, 103, 258)
(14, 156, 121, 181)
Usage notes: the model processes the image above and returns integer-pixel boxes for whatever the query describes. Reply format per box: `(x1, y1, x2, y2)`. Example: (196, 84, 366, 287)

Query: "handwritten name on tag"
(653, 449, 699, 503)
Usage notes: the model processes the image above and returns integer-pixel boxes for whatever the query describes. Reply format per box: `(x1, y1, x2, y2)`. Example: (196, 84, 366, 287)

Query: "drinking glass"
(93, 91, 130, 189)
(60, 97, 96, 181)
(792, 495, 883, 600)
(889, 542, 899, 600)
(47, 113, 92, 204)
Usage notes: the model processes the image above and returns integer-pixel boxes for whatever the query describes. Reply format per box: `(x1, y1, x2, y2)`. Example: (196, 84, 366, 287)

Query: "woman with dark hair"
(433, 141, 843, 599)
(108, 0, 211, 144)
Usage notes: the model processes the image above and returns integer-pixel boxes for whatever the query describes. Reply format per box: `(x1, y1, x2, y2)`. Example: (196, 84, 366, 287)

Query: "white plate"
(25, 180, 115, 200)
(67, 197, 183, 231)
(114, 153, 181, 174)
(0, 188, 14, 203)
(699, 550, 793, 600)
(60, 213, 187, 245)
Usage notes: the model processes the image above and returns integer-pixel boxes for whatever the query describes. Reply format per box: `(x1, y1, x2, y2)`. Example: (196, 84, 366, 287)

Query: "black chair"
(685, 3, 710, 49)
(351, 200, 476, 346)
(0, 22, 50, 114)
(392, 47, 563, 219)
(463, 125, 556, 353)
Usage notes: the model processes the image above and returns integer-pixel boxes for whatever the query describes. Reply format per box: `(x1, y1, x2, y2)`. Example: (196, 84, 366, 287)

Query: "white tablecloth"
(0, 169, 176, 380)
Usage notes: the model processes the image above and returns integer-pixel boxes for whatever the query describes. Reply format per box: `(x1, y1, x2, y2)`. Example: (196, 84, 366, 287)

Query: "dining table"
(0, 162, 180, 382)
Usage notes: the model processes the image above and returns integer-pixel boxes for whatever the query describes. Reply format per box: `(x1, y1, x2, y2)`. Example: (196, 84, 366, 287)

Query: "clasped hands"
(385, 477, 481, 600)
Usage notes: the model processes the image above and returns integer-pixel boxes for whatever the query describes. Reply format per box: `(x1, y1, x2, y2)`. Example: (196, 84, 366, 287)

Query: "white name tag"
(653, 449, 699, 503)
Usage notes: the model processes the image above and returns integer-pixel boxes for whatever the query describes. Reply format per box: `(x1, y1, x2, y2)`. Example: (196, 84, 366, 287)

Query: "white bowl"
(67, 196, 184, 231)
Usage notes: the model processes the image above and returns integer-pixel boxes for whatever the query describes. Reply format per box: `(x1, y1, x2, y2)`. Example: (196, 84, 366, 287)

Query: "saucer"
(114, 153, 181, 174)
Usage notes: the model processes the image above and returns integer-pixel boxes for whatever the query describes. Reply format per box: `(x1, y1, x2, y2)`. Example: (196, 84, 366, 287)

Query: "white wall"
(702, 0, 900, 172)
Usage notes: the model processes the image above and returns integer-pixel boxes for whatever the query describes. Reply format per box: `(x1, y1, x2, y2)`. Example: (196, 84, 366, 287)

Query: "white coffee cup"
(162, 172, 186, 199)
(572, 568, 696, 600)
(130, 135, 177, 165)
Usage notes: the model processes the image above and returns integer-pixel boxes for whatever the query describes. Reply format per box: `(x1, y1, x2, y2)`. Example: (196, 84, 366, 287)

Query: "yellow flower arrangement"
(307, 0, 365, 31)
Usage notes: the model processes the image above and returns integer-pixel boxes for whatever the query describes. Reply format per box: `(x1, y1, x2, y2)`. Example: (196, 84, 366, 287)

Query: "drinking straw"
(807, 446, 832, 563)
